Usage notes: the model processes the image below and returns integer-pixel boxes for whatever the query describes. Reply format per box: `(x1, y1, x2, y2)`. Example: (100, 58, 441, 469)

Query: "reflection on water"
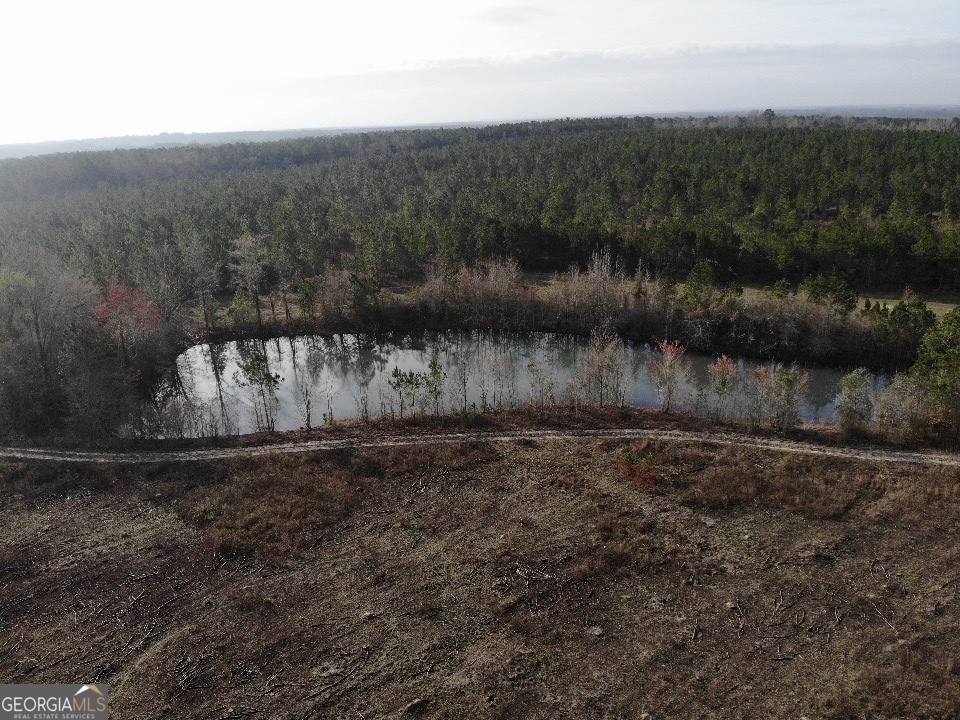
(164, 331, 885, 437)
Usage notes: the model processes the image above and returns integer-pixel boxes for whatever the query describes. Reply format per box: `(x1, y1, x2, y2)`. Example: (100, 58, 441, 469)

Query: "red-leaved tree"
(96, 282, 162, 369)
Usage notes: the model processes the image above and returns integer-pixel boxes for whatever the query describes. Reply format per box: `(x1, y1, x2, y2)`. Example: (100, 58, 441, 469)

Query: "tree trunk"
(202, 289, 212, 333)
(30, 310, 50, 383)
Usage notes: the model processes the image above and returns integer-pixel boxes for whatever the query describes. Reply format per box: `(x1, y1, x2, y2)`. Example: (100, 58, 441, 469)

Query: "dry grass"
(185, 442, 502, 559)
(2, 436, 960, 718)
(0, 546, 20, 574)
(743, 283, 960, 318)
(189, 454, 375, 559)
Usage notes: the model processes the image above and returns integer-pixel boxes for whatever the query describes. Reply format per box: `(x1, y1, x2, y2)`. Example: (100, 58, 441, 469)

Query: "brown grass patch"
(379, 441, 497, 479)
(676, 449, 766, 509)
(616, 443, 660, 492)
(0, 461, 129, 501)
(0, 546, 19, 573)
(818, 633, 960, 719)
(169, 441, 496, 565)
(661, 447, 890, 519)
(568, 510, 659, 581)
(188, 453, 383, 559)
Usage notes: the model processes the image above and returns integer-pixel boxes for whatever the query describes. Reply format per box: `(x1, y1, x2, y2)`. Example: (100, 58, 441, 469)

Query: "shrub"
(770, 365, 811, 431)
(801, 272, 857, 317)
(874, 373, 928, 442)
(706, 354, 738, 421)
(554, 249, 627, 331)
(746, 363, 810, 431)
(459, 258, 528, 326)
(616, 447, 658, 492)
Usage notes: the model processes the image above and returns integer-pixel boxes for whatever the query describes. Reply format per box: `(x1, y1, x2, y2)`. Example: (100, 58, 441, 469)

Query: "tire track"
(2, 428, 959, 467)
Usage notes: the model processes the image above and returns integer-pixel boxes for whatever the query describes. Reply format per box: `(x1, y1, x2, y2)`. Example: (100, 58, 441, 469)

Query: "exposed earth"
(2, 410, 959, 718)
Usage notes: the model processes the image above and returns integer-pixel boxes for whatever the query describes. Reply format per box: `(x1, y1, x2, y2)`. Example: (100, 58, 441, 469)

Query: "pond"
(166, 331, 885, 437)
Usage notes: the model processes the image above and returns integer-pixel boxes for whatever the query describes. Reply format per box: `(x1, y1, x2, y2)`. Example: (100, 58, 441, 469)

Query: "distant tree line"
(2, 116, 960, 295)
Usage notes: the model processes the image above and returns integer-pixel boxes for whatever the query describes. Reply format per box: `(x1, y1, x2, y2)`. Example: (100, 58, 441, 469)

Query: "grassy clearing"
(860, 290, 959, 318)
(1, 435, 959, 718)
(741, 283, 959, 318)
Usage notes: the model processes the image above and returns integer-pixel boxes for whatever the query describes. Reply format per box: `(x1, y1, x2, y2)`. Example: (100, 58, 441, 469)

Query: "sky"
(2, 0, 958, 144)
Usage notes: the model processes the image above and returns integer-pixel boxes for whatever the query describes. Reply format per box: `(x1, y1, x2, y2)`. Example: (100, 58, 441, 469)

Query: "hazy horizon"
(3, 103, 959, 147)
(3, 1, 958, 146)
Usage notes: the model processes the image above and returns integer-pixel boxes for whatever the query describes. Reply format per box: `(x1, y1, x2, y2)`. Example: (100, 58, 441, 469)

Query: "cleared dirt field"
(2, 419, 959, 718)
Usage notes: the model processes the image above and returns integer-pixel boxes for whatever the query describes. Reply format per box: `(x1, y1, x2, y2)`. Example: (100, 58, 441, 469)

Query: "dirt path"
(2, 428, 959, 467)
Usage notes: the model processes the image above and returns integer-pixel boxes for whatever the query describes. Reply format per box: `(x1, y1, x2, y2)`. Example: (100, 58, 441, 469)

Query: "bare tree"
(460, 259, 526, 326)
(746, 365, 775, 427)
(580, 326, 627, 407)
(180, 230, 221, 333)
(649, 339, 689, 412)
(527, 353, 559, 407)
(315, 266, 352, 324)
(554, 249, 627, 330)
(292, 359, 317, 430)
(351, 362, 375, 422)
(485, 350, 518, 409)
(448, 359, 470, 414)
(0, 244, 94, 384)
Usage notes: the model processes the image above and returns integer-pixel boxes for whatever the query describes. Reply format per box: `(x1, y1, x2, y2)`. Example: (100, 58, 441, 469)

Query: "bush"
(706, 354, 738, 421)
(801, 272, 857, 317)
(553, 249, 627, 331)
(875, 373, 928, 442)
(746, 364, 809, 431)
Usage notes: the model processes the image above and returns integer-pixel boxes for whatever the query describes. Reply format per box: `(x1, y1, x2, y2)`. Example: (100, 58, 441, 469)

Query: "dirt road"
(2, 428, 959, 466)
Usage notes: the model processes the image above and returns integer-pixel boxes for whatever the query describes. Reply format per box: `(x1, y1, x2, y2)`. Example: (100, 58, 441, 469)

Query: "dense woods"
(1, 114, 960, 439)
(3, 115, 960, 289)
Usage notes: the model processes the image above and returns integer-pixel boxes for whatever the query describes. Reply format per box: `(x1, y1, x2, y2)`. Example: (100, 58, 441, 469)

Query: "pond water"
(167, 331, 884, 437)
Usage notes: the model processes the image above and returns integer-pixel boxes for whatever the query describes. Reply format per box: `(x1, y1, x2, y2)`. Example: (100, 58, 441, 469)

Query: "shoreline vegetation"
(0, 115, 959, 443)
(122, 257, 960, 447)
